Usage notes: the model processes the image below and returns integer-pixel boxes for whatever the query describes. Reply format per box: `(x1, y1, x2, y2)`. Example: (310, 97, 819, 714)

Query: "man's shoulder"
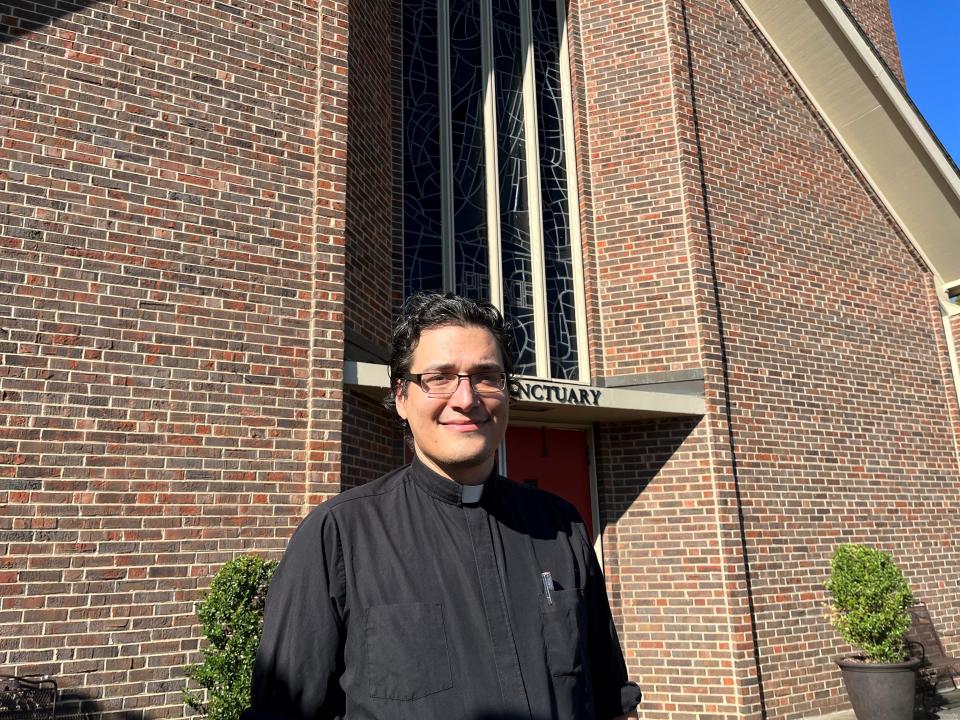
(317, 465, 411, 515)
(279, 467, 411, 559)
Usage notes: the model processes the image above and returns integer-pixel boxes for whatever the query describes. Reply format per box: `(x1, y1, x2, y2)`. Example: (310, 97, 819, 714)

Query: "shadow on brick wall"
(595, 415, 702, 531)
(0, 0, 96, 43)
(53, 688, 159, 720)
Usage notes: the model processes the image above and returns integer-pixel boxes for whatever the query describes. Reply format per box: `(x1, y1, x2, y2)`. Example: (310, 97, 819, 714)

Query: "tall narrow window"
(403, 0, 444, 296)
(449, 0, 489, 300)
(531, 0, 579, 379)
(402, 0, 587, 381)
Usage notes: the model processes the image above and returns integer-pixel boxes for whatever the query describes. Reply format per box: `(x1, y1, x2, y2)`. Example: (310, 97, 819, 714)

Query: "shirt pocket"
(365, 602, 454, 700)
(539, 588, 587, 677)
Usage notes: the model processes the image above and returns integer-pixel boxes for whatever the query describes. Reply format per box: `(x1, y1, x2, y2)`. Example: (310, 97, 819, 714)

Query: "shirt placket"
(463, 502, 531, 719)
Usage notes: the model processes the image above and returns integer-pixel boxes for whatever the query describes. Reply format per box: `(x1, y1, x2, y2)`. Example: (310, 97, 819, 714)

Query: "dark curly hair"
(383, 293, 521, 416)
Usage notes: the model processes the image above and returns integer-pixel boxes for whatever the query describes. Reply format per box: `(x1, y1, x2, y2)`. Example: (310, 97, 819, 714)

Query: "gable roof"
(735, 0, 960, 313)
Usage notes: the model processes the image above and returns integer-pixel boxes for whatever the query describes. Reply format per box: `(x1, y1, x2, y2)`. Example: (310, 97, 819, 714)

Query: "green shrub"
(184, 555, 278, 720)
(825, 544, 914, 663)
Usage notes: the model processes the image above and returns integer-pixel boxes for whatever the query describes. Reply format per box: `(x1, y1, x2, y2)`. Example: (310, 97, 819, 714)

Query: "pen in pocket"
(541, 571, 554, 605)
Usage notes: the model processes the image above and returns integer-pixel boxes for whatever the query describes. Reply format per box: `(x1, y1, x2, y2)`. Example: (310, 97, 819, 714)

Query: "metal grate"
(0, 676, 57, 720)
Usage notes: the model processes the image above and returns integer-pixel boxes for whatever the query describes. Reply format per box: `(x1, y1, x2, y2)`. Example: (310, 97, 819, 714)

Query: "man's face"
(395, 324, 509, 484)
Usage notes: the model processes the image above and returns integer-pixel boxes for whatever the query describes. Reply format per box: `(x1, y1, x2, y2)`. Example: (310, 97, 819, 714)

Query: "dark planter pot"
(836, 655, 920, 720)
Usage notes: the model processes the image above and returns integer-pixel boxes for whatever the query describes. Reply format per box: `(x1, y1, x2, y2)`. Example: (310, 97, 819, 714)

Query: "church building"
(1, 0, 959, 717)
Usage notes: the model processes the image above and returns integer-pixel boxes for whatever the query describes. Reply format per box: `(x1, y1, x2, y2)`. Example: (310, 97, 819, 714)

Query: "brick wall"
(595, 418, 755, 719)
(0, 0, 346, 715)
(930, 310, 960, 442)
(340, 389, 404, 490)
(571, 0, 701, 380)
(3, 1, 954, 719)
(338, 0, 400, 494)
(569, 0, 960, 717)
(343, 0, 398, 353)
(671, 0, 960, 717)
(841, 0, 905, 84)
(573, 1, 769, 716)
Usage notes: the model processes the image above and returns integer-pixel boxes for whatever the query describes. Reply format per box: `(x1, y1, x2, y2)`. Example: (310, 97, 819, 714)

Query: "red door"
(504, 427, 594, 538)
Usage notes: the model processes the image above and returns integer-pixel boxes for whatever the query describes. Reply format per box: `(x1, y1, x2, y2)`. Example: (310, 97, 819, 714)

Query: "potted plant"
(184, 555, 278, 720)
(825, 543, 919, 720)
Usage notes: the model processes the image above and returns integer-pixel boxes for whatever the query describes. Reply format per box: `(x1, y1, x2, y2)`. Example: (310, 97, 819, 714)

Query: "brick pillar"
(306, 0, 350, 506)
(570, 0, 761, 717)
(569, 0, 701, 381)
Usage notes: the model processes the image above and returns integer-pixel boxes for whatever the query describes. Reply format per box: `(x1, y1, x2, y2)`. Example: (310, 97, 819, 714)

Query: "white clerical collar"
(461, 483, 484, 504)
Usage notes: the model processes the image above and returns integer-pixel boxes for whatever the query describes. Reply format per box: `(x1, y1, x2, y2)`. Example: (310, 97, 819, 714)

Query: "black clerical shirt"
(246, 458, 641, 720)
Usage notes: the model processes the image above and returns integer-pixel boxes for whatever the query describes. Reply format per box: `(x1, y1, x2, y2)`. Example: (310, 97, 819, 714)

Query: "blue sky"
(888, 1, 960, 163)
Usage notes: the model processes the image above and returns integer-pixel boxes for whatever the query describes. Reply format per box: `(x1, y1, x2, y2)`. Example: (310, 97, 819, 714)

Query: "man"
(245, 293, 641, 720)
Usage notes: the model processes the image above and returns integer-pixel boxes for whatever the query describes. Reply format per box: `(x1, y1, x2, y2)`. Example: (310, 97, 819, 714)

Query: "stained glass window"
(449, 0, 489, 301)
(403, 0, 444, 297)
(402, 0, 583, 381)
(532, 0, 578, 379)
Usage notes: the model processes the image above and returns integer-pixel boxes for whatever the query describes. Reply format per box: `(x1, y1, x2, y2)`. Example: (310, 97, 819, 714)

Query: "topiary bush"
(184, 555, 279, 720)
(825, 543, 914, 663)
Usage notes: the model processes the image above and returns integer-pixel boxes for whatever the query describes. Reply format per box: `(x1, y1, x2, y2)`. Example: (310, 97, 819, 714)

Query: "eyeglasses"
(402, 371, 508, 397)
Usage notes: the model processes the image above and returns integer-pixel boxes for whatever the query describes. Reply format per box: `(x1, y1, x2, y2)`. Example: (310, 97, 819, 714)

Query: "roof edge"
(734, 0, 960, 295)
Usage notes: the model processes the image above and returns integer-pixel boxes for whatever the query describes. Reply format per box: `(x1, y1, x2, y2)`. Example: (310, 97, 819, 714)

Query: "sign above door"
(344, 361, 705, 423)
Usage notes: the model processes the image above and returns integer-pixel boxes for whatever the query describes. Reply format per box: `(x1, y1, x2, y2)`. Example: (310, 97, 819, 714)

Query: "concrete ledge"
(344, 361, 706, 423)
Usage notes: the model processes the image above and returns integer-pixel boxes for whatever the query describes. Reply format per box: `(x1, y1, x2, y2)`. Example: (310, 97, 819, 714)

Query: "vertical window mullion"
(481, 0, 503, 311)
(519, 0, 551, 379)
(492, 0, 537, 373)
(438, 0, 455, 292)
(556, 0, 589, 382)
